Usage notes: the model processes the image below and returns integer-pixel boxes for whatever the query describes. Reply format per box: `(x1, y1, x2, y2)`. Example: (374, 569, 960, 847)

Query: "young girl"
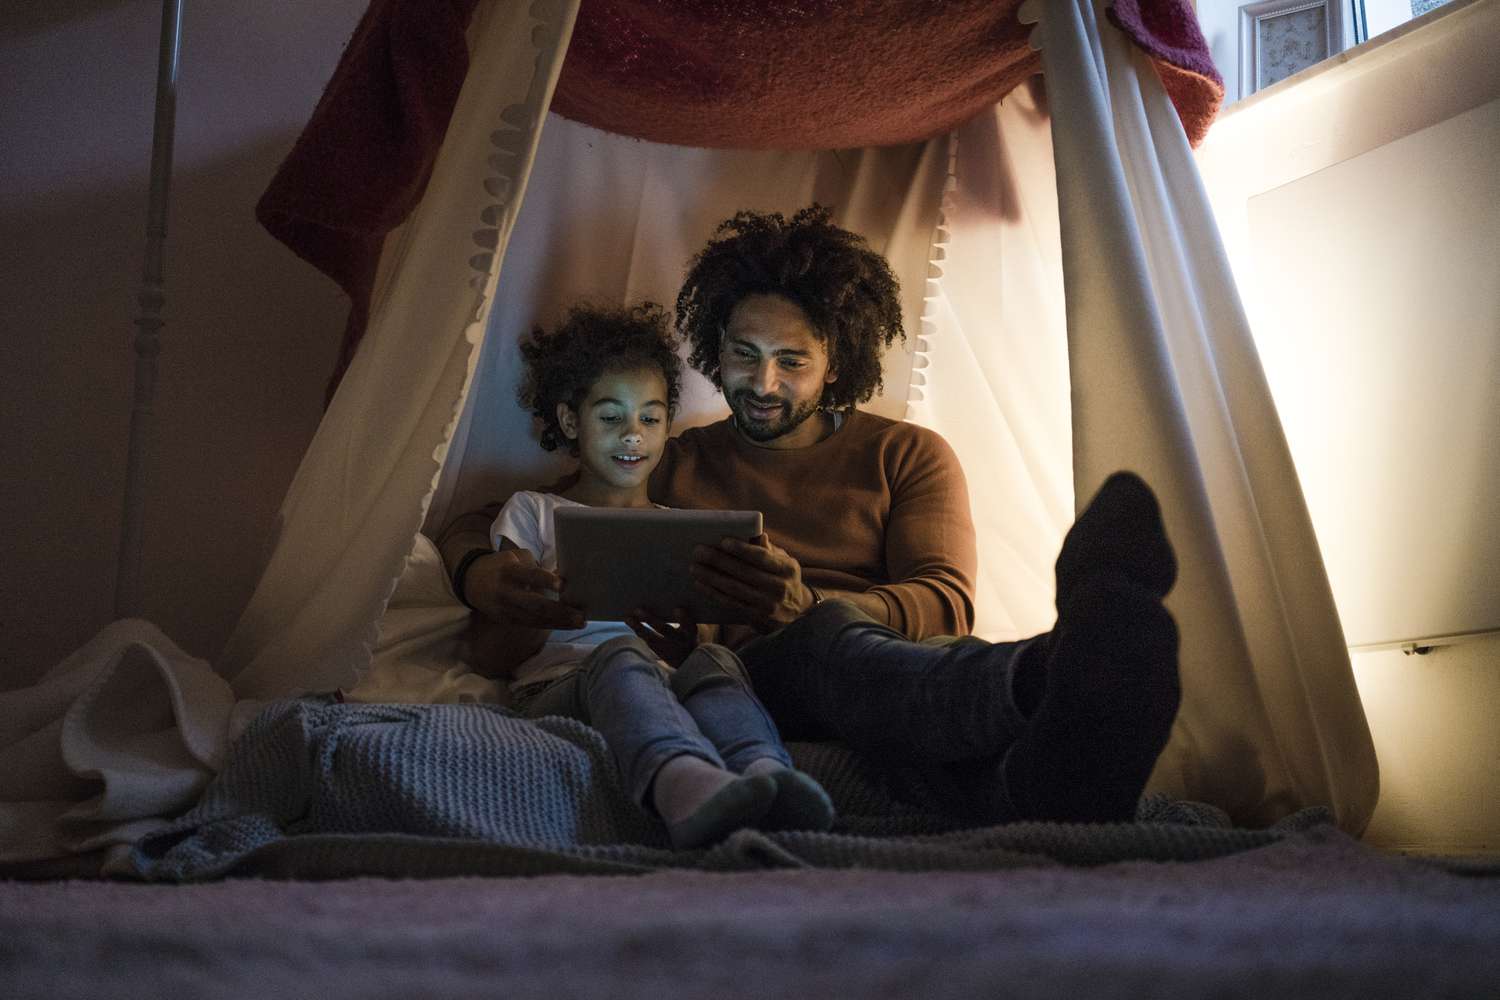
(490, 302, 833, 849)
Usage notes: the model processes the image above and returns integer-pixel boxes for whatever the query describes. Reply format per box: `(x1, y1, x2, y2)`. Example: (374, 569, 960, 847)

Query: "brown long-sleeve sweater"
(438, 409, 977, 641)
(649, 410, 976, 639)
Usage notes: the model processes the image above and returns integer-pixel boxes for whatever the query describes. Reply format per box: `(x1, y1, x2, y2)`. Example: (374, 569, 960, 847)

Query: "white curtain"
(1018, 0, 1378, 830)
(222, 0, 582, 698)
(909, 82, 1075, 644)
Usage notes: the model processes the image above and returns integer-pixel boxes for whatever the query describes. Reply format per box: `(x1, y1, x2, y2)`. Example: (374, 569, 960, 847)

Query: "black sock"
(1001, 572, 1181, 823)
(1055, 471, 1177, 606)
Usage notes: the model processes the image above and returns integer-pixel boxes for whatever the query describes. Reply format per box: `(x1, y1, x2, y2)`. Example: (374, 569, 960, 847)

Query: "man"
(441, 206, 1180, 824)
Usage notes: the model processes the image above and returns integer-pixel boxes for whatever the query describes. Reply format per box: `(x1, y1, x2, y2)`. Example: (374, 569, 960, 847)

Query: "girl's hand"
(626, 608, 699, 667)
(469, 546, 585, 630)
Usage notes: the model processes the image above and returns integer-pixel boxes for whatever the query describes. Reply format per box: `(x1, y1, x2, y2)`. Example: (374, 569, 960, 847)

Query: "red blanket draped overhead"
(258, 0, 1222, 397)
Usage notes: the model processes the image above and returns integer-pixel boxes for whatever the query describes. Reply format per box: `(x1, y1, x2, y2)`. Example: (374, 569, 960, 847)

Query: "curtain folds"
(1030, 0, 1378, 830)
(909, 83, 1075, 643)
(222, 0, 582, 698)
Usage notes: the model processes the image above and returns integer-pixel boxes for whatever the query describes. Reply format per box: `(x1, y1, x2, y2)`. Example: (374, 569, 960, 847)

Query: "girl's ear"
(557, 402, 579, 441)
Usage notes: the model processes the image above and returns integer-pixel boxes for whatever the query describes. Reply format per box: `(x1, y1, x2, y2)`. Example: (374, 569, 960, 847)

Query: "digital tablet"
(554, 506, 763, 623)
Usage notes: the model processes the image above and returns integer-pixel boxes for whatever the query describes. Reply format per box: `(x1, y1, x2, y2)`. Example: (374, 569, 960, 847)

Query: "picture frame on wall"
(1238, 0, 1351, 96)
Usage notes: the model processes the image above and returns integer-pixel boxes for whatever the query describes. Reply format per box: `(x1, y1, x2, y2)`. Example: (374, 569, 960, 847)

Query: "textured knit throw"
(131, 701, 1326, 881)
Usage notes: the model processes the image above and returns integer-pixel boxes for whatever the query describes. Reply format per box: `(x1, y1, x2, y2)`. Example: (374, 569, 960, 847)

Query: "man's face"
(719, 294, 838, 449)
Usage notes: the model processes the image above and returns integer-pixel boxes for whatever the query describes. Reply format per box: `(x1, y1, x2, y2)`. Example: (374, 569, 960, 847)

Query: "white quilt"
(0, 619, 238, 866)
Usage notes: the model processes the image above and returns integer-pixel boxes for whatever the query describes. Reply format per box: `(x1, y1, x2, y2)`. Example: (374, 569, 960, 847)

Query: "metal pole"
(115, 0, 183, 619)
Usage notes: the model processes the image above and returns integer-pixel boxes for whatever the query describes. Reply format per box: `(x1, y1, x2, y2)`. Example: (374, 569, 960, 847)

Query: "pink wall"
(1, 2, 366, 679)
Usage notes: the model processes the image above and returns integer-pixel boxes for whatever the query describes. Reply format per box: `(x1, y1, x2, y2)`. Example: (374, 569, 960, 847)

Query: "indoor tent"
(1, 0, 1379, 869)
(13, 5, 1500, 993)
(225, 0, 1377, 832)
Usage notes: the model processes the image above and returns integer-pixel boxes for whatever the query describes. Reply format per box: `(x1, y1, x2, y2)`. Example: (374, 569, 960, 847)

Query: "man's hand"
(690, 533, 813, 633)
(465, 548, 585, 630)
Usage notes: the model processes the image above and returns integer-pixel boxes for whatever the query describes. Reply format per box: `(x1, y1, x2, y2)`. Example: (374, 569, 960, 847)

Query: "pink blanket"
(258, 0, 1222, 395)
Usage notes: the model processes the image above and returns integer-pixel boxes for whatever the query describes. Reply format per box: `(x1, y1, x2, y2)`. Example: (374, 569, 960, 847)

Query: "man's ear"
(557, 402, 579, 441)
(823, 366, 839, 386)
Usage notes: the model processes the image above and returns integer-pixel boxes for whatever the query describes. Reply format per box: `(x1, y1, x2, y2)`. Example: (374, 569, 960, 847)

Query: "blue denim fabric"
(514, 636, 792, 809)
(671, 644, 793, 774)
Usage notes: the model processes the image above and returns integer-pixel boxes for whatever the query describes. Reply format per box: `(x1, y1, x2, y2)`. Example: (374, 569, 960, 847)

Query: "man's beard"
(730, 389, 822, 443)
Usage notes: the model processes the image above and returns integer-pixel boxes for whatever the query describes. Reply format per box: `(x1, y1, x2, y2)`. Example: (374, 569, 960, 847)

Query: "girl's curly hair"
(675, 205, 904, 410)
(517, 302, 683, 455)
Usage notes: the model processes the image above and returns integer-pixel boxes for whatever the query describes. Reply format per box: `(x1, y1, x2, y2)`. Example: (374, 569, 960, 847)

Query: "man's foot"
(744, 758, 836, 832)
(653, 756, 778, 849)
(1055, 471, 1177, 606)
(1000, 572, 1181, 823)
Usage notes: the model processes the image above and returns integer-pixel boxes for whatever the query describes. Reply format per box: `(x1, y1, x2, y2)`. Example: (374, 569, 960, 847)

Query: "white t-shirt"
(490, 490, 640, 688)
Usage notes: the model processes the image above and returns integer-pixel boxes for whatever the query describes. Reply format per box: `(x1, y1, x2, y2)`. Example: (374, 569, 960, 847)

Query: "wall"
(0, 1, 364, 681)
(1242, 96, 1499, 648)
(1353, 639, 1500, 854)
(1196, 0, 1500, 854)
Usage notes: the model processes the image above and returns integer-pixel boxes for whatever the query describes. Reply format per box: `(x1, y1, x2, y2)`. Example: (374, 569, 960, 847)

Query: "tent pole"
(115, 0, 183, 620)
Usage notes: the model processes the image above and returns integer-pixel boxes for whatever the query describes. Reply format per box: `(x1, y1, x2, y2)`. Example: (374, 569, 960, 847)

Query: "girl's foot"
(744, 758, 837, 832)
(653, 755, 778, 849)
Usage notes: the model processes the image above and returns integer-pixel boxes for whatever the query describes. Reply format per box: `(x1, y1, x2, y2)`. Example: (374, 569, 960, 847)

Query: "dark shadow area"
(0, 0, 137, 40)
(0, 129, 345, 681)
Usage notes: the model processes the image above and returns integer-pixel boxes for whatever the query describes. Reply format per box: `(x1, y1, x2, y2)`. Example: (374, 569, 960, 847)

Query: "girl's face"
(558, 366, 671, 507)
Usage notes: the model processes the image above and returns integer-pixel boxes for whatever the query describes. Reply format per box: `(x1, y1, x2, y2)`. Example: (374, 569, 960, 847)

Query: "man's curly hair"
(517, 302, 683, 455)
(675, 205, 904, 410)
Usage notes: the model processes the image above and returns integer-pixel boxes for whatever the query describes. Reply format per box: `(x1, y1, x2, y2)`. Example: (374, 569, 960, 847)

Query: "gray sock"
(664, 772, 779, 850)
(744, 759, 836, 832)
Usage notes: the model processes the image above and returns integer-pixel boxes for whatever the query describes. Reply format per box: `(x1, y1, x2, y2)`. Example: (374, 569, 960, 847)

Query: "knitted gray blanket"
(129, 701, 1326, 881)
